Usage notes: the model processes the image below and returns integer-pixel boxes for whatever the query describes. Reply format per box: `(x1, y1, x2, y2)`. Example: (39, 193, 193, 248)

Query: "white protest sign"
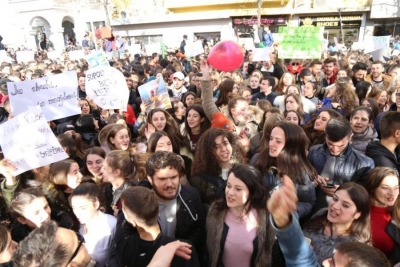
(369, 47, 391, 62)
(351, 42, 365, 50)
(145, 43, 161, 55)
(184, 41, 204, 58)
(16, 51, 34, 63)
(365, 36, 391, 53)
(69, 50, 85, 60)
(127, 44, 141, 55)
(0, 106, 68, 176)
(47, 50, 62, 60)
(253, 47, 271, 62)
(8, 71, 80, 121)
(0, 51, 12, 63)
(85, 66, 129, 111)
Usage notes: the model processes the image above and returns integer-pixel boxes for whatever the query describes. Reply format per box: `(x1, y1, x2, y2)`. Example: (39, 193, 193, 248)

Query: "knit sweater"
(371, 205, 395, 256)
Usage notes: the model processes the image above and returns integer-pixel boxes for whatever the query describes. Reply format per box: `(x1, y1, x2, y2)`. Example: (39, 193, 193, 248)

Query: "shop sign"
(300, 17, 362, 28)
(233, 17, 286, 26)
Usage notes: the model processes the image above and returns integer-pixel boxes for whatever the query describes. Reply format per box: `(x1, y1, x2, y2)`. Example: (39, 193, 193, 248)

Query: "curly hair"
(333, 78, 358, 117)
(191, 128, 245, 177)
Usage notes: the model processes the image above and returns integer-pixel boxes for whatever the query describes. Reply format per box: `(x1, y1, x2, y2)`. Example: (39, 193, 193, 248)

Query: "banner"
(184, 41, 204, 58)
(86, 50, 110, 68)
(69, 50, 85, 61)
(85, 66, 129, 111)
(0, 106, 68, 176)
(127, 44, 141, 55)
(8, 71, 80, 121)
(253, 47, 271, 62)
(278, 27, 323, 59)
(145, 43, 161, 55)
(16, 51, 34, 63)
(364, 36, 391, 53)
(0, 51, 12, 63)
(138, 78, 171, 112)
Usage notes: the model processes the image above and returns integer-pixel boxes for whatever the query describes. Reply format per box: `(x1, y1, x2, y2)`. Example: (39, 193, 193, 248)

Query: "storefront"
(299, 15, 362, 47)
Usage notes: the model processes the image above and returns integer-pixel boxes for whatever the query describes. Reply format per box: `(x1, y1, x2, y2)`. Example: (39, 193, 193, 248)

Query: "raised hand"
(267, 175, 298, 228)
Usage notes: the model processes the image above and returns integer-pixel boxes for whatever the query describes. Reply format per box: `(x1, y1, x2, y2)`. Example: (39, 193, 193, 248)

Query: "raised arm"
(200, 60, 219, 121)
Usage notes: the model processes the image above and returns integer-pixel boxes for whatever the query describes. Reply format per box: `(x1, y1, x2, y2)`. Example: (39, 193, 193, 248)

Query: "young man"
(323, 57, 338, 85)
(308, 117, 374, 213)
(364, 60, 392, 88)
(13, 220, 93, 266)
(351, 62, 368, 87)
(251, 76, 277, 104)
(366, 111, 400, 173)
(110, 185, 200, 267)
(169, 71, 188, 100)
(309, 60, 328, 87)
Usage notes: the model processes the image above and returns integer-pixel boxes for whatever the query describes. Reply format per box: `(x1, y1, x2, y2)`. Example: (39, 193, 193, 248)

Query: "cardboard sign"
(184, 41, 204, 58)
(138, 78, 171, 112)
(8, 71, 80, 121)
(16, 51, 34, 63)
(85, 66, 129, 111)
(86, 50, 110, 68)
(253, 47, 271, 62)
(278, 27, 323, 59)
(145, 43, 161, 55)
(364, 36, 391, 53)
(0, 106, 68, 176)
(68, 50, 85, 61)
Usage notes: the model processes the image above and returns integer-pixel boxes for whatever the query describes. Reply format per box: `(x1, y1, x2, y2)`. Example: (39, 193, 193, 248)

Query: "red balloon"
(207, 40, 244, 72)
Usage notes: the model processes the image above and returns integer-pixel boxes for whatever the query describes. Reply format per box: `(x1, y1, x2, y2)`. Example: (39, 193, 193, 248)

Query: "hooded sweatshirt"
(365, 141, 400, 173)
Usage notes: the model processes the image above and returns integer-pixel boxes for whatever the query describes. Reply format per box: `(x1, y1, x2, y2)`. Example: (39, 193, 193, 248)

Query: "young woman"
(231, 71, 244, 86)
(337, 69, 349, 79)
(106, 124, 132, 152)
(302, 182, 371, 265)
(169, 99, 186, 126)
(247, 74, 260, 95)
(75, 114, 100, 146)
(276, 72, 295, 95)
(9, 187, 52, 242)
(369, 85, 389, 113)
(323, 78, 358, 118)
(57, 133, 86, 168)
(70, 181, 117, 266)
(180, 104, 211, 153)
(81, 147, 106, 184)
(303, 81, 319, 106)
(303, 109, 342, 147)
(210, 71, 222, 99)
(285, 110, 301, 125)
(238, 87, 252, 104)
(349, 107, 378, 154)
(182, 91, 197, 108)
(273, 85, 316, 114)
(387, 75, 400, 104)
(361, 98, 380, 123)
(80, 98, 92, 115)
(251, 122, 317, 219)
(0, 225, 17, 266)
(364, 167, 400, 265)
(214, 79, 235, 109)
(191, 128, 245, 205)
(284, 93, 311, 125)
(206, 164, 274, 267)
(101, 150, 135, 216)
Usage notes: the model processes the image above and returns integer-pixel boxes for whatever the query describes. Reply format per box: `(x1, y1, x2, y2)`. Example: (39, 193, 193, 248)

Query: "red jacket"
(123, 105, 136, 125)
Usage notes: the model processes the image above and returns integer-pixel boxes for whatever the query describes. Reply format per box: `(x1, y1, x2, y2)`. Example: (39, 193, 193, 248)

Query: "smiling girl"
(364, 167, 400, 264)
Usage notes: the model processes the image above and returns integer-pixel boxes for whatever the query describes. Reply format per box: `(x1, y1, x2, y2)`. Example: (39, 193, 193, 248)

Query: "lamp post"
(338, 8, 344, 45)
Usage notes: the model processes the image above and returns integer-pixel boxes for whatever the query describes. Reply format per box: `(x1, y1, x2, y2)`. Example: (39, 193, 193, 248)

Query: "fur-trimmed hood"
(206, 205, 274, 267)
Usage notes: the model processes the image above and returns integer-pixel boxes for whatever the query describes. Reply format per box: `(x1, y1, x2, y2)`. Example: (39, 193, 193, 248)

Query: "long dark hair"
(215, 79, 235, 108)
(81, 147, 106, 177)
(254, 122, 317, 184)
(355, 81, 372, 104)
(212, 164, 268, 214)
(364, 167, 400, 228)
(182, 104, 211, 140)
(304, 182, 371, 244)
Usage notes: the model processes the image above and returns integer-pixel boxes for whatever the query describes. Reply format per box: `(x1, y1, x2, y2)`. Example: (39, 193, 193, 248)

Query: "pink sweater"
(222, 208, 258, 267)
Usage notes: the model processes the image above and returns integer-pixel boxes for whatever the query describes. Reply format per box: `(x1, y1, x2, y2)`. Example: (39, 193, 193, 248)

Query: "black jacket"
(108, 211, 200, 267)
(365, 141, 400, 174)
(386, 219, 400, 265)
(138, 180, 206, 248)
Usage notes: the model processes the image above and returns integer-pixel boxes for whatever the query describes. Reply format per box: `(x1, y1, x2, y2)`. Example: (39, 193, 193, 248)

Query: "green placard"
(278, 27, 323, 59)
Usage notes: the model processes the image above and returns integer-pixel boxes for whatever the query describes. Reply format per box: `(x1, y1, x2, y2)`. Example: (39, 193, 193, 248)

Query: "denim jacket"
(270, 213, 320, 267)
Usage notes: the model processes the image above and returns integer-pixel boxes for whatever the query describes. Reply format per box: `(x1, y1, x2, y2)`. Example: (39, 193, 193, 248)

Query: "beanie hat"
(211, 112, 235, 131)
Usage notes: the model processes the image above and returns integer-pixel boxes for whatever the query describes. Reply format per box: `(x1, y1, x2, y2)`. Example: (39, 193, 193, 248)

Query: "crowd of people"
(0, 32, 399, 267)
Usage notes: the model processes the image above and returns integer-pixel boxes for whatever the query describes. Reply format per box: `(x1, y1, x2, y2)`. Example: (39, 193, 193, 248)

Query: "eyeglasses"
(292, 62, 300, 66)
(67, 232, 85, 265)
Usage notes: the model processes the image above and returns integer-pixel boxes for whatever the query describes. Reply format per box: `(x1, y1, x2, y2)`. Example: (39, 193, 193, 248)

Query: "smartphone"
(323, 182, 336, 188)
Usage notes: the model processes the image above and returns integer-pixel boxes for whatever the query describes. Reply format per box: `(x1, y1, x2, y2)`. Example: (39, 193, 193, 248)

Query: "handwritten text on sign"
(8, 71, 81, 121)
(278, 27, 323, 59)
(0, 106, 68, 176)
(85, 66, 129, 111)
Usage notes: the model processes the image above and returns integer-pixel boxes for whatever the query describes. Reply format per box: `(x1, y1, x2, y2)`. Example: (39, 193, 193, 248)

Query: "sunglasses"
(292, 62, 300, 66)
(67, 232, 85, 265)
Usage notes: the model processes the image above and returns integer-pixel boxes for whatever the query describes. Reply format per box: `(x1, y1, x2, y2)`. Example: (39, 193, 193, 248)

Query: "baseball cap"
(173, 72, 184, 81)
(57, 122, 76, 135)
